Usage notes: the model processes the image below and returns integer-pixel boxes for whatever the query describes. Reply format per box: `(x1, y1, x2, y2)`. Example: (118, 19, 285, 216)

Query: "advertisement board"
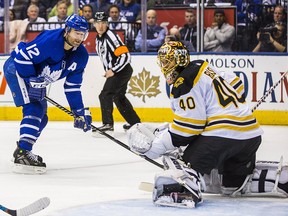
(0, 54, 287, 124)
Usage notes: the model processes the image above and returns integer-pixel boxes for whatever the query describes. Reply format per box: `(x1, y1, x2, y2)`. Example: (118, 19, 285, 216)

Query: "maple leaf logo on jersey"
(40, 66, 62, 84)
(128, 68, 161, 103)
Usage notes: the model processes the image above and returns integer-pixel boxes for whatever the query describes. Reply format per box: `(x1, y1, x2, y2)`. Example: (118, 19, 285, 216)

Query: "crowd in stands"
(0, 0, 287, 53)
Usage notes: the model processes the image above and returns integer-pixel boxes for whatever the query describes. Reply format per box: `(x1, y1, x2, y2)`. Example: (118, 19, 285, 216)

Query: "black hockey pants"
(99, 64, 140, 126)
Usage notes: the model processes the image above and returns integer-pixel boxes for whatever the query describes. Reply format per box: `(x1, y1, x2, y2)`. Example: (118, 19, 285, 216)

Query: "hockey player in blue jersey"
(3, 14, 92, 174)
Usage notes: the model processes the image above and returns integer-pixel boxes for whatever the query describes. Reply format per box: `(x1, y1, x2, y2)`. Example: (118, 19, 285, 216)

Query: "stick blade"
(138, 182, 154, 192)
(17, 197, 50, 216)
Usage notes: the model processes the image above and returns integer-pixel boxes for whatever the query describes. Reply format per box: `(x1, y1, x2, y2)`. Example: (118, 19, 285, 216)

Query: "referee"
(93, 11, 141, 133)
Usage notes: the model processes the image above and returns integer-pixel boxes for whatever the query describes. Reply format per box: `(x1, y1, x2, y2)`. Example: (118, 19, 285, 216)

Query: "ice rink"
(0, 121, 288, 216)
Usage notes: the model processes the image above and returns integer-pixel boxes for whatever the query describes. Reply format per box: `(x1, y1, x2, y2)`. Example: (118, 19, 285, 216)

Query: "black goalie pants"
(182, 135, 262, 188)
(99, 64, 140, 126)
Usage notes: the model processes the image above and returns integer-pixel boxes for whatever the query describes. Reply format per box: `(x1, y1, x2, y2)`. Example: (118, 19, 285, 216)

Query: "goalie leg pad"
(152, 169, 202, 208)
(222, 157, 288, 198)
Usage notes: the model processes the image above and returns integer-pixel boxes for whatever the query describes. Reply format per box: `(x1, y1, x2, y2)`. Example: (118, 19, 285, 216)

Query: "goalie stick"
(44, 96, 164, 169)
(0, 197, 50, 216)
(251, 71, 288, 112)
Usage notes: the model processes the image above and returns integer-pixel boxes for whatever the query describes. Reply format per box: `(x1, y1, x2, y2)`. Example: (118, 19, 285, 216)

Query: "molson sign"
(203, 55, 288, 109)
(0, 54, 287, 124)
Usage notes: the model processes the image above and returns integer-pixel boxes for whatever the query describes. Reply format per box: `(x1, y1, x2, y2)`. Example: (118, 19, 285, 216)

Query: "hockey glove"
(72, 108, 92, 132)
(127, 123, 155, 154)
(127, 123, 176, 159)
(27, 77, 47, 101)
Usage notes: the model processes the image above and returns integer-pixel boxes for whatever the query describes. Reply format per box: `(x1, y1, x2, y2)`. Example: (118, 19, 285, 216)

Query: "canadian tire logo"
(128, 68, 161, 103)
(0, 71, 7, 95)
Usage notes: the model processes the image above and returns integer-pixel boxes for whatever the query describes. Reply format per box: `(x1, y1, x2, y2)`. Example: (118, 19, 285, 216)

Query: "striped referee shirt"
(95, 29, 131, 73)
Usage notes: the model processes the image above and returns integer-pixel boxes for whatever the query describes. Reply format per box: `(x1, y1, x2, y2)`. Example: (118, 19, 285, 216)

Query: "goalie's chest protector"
(169, 60, 263, 140)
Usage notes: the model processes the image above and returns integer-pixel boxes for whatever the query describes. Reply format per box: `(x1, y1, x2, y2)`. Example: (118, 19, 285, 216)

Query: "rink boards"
(0, 54, 287, 125)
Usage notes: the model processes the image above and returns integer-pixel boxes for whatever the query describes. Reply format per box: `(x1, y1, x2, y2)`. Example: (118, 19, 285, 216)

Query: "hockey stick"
(44, 96, 164, 169)
(251, 71, 288, 112)
(0, 197, 50, 216)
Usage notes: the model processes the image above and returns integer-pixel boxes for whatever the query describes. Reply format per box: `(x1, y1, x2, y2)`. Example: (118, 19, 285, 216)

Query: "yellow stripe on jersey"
(174, 114, 206, 124)
(230, 76, 240, 86)
(230, 76, 244, 95)
(236, 84, 244, 95)
(114, 45, 129, 56)
(193, 61, 208, 87)
(171, 114, 206, 135)
(171, 123, 203, 135)
(205, 114, 261, 132)
(208, 114, 255, 122)
(204, 121, 261, 132)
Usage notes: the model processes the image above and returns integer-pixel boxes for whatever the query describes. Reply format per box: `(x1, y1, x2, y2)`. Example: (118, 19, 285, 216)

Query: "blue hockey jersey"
(11, 28, 89, 110)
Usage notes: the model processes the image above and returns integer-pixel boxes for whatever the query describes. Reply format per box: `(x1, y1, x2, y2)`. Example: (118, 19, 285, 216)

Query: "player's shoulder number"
(25, 44, 40, 59)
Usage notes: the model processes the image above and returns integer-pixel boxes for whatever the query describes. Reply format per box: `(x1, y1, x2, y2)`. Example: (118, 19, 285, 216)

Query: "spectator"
(9, 8, 16, 21)
(90, 0, 111, 14)
(108, 4, 134, 40)
(235, 0, 263, 27)
(204, 9, 235, 52)
(12, 0, 30, 19)
(134, 9, 166, 52)
(0, 0, 13, 30)
(79, 0, 97, 10)
(48, 0, 73, 19)
(179, 9, 197, 51)
(9, 8, 29, 52)
(20, 0, 48, 20)
(24, 5, 46, 31)
(46, 0, 60, 17)
(272, 5, 286, 24)
(81, 4, 94, 28)
(165, 26, 195, 52)
(252, 22, 287, 52)
(118, 0, 140, 22)
(48, 0, 68, 22)
(108, 4, 127, 30)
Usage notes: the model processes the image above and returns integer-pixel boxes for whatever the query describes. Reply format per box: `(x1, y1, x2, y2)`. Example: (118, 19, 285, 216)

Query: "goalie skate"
(154, 192, 199, 208)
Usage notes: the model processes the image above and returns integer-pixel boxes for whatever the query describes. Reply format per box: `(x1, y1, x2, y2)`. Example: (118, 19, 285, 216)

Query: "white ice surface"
(0, 121, 288, 216)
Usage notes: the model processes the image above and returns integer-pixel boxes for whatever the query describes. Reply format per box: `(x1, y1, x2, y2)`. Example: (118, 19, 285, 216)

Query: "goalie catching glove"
(72, 108, 92, 132)
(127, 123, 176, 159)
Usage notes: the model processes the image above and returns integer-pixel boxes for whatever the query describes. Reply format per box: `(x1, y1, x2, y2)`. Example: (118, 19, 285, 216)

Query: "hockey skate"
(92, 124, 114, 138)
(12, 146, 46, 174)
(154, 183, 202, 208)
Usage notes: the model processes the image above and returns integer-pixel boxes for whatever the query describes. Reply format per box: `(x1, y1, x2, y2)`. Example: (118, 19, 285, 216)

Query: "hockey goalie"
(126, 41, 288, 208)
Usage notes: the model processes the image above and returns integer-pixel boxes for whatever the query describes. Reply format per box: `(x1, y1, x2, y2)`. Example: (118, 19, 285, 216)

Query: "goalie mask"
(157, 41, 190, 85)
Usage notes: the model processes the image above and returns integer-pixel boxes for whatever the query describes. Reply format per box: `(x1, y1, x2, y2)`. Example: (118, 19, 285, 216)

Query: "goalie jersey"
(169, 60, 263, 142)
